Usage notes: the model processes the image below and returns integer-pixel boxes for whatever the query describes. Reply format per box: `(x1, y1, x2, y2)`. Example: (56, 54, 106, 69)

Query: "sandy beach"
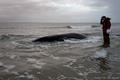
(0, 22, 120, 80)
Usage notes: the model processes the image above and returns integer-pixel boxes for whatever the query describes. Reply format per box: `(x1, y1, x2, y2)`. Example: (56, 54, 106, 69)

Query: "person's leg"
(100, 32, 106, 47)
(103, 32, 110, 47)
(103, 32, 107, 46)
(103, 32, 105, 45)
(106, 33, 110, 47)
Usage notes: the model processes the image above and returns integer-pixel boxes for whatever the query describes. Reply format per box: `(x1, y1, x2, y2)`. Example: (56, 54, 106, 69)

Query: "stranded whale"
(33, 33, 86, 42)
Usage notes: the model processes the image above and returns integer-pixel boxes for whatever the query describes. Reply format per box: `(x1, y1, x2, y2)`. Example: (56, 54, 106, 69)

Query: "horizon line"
(0, 21, 119, 24)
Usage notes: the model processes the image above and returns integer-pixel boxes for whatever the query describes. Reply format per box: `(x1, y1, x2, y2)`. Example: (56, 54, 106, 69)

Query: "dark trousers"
(103, 32, 110, 46)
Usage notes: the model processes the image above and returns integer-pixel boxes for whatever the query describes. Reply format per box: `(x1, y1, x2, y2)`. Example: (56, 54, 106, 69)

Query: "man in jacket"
(100, 16, 111, 47)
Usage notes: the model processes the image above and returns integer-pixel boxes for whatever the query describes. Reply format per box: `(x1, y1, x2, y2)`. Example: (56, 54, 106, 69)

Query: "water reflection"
(96, 57, 111, 72)
(95, 48, 111, 72)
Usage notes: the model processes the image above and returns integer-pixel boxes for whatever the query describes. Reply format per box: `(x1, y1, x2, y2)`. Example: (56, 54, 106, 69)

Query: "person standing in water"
(100, 16, 111, 47)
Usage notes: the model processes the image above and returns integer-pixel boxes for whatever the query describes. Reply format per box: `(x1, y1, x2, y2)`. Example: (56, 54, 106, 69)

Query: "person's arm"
(106, 21, 111, 33)
(100, 19, 104, 24)
(107, 21, 111, 29)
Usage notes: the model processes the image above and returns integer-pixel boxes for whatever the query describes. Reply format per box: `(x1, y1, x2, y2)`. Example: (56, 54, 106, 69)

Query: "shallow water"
(0, 23, 120, 80)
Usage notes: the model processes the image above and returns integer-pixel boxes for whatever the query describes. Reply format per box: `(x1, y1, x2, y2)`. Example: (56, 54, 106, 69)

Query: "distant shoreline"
(0, 22, 119, 24)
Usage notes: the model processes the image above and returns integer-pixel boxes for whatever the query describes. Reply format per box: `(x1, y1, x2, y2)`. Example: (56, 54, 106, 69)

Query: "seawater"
(0, 22, 120, 80)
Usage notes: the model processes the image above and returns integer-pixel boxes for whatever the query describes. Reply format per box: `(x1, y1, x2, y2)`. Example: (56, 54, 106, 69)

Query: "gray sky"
(0, 0, 120, 22)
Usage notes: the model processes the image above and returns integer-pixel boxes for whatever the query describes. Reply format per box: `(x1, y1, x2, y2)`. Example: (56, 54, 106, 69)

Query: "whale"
(33, 33, 86, 42)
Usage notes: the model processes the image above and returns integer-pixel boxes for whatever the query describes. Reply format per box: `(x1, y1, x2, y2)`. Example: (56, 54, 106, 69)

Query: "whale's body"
(33, 33, 86, 42)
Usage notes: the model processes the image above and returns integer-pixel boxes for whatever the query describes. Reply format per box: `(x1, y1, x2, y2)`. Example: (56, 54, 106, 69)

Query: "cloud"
(0, 0, 119, 22)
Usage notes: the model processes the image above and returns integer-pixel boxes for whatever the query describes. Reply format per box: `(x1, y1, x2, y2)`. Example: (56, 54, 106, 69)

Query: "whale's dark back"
(33, 33, 86, 42)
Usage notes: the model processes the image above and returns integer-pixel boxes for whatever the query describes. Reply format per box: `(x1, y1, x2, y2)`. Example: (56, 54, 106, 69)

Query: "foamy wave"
(64, 39, 81, 43)
(0, 62, 16, 73)
(93, 49, 107, 58)
(67, 25, 91, 30)
(80, 36, 101, 43)
(26, 58, 46, 69)
(64, 36, 101, 44)
(63, 58, 77, 68)
(18, 72, 35, 79)
(0, 34, 26, 40)
(0, 35, 10, 40)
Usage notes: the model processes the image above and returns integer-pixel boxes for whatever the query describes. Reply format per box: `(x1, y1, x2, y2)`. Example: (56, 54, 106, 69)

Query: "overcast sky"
(0, 0, 119, 22)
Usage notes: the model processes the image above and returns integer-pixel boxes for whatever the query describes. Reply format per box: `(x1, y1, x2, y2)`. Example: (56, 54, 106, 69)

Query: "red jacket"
(103, 18, 111, 32)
